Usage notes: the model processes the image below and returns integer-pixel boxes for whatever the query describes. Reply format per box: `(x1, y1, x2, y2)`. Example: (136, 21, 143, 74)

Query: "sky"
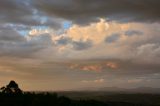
(0, 0, 160, 91)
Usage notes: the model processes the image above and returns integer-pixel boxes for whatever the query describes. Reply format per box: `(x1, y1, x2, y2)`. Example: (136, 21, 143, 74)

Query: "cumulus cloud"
(28, 20, 160, 66)
(67, 19, 109, 44)
(1, 19, 159, 77)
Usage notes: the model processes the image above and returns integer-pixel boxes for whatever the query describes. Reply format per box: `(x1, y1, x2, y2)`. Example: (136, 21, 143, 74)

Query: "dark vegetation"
(58, 91, 160, 106)
(0, 81, 160, 106)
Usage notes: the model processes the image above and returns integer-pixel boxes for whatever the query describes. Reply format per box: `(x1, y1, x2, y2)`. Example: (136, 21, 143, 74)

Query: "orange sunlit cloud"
(81, 78, 105, 83)
(80, 65, 102, 72)
(105, 62, 118, 69)
(69, 61, 119, 72)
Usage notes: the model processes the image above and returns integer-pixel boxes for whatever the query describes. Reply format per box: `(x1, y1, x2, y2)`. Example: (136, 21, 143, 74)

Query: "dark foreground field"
(0, 91, 160, 106)
(58, 91, 160, 106)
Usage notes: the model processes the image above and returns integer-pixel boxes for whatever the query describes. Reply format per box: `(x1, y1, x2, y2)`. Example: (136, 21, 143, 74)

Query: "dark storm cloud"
(0, 0, 61, 29)
(33, 0, 160, 25)
(1, 0, 159, 26)
(0, 0, 35, 25)
(0, 29, 26, 42)
(0, 28, 53, 58)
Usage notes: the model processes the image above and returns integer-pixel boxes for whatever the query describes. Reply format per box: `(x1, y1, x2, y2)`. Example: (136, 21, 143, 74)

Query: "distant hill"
(99, 87, 160, 94)
(75, 87, 160, 94)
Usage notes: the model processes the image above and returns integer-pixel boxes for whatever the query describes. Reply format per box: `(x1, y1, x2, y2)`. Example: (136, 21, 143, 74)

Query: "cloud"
(1, 20, 159, 66)
(136, 43, 160, 63)
(29, 26, 94, 51)
(0, 29, 26, 42)
(32, 21, 160, 67)
(82, 78, 105, 83)
(67, 19, 109, 44)
(69, 60, 119, 73)
(0, 0, 62, 30)
(105, 62, 118, 69)
(34, 0, 160, 25)
(0, 27, 53, 58)
(127, 79, 143, 83)
(80, 65, 102, 72)
(68, 58, 160, 76)
(125, 30, 143, 36)
(56, 36, 93, 50)
(70, 64, 102, 72)
(0, 0, 159, 30)
(105, 33, 121, 43)
(72, 40, 93, 50)
(0, 0, 35, 25)
(56, 36, 71, 45)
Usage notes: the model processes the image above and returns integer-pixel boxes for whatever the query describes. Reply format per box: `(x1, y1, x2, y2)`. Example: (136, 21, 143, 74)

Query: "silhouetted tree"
(0, 80, 22, 94)
(0, 86, 5, 93)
